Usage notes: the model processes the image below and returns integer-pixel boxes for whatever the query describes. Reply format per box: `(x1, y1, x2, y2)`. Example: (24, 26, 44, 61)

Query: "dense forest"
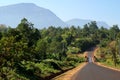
(0, 18, 120, 80)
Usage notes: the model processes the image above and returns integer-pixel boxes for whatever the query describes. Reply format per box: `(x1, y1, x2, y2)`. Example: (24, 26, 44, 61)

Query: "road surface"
(72, 63, 120, 80)
(72, 48, 120, 80)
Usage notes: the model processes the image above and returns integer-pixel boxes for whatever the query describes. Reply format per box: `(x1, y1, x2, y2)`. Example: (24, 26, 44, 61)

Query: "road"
(72, 48, 120, 80)
(72, 63, 120, 80)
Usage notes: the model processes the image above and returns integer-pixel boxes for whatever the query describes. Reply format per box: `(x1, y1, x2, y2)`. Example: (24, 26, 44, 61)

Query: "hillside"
(0, 3, 67, 28)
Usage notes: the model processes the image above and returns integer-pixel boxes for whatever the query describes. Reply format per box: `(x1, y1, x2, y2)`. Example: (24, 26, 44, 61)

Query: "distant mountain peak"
(69, 18, 91, 21)
(0, 3, 34, 7)
(13, 3, 35, 5)
(18, 3, 36, 5)
(66, 18, 110, 28)
(0, 3, 67, 28)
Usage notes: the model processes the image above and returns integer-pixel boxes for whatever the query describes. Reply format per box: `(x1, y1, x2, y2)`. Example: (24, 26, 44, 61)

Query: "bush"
(67, 56, 85, 63)
(41, 59, 62, 70)
(0, 67, 28, 80)
(67, 47, 81, 54)
(66, 55, 85, 67)
(106, 59, 113, 65)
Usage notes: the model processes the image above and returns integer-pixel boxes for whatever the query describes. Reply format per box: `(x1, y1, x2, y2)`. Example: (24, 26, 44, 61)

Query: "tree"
(88, 21, 98, 33)
(74, 38, 94, 52)
(109, 41, 118, 66)
(17, 18, 41, 47)
(82, 24, 90, 37)
(116, 32, 120, 57)
(109, 25, 119, 40)
(0, 24, 7, 32)
(35, 39, 47, 60)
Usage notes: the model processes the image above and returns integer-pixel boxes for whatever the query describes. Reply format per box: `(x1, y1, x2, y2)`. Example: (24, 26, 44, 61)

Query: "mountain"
(66, 19, 110, 28)
(0, 3, 67, 28)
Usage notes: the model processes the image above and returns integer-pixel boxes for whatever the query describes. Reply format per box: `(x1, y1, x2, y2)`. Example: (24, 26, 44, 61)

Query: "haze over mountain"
(0, 3, 109, 28)
(0, 3, 67, 28)
(66, 19, 110, 28)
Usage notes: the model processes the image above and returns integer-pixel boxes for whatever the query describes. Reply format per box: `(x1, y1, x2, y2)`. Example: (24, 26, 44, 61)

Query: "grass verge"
(99, 61, 120, 70)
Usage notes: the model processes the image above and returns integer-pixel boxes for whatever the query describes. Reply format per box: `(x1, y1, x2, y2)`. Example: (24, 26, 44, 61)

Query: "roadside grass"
(94, 47, 120, 70)
(99, 58, 120, 70)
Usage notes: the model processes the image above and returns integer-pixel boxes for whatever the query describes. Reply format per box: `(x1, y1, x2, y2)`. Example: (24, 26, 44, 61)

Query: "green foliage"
(35, 39, 47, 60)
(74, 38, 95, 52)
(0, 18, 120, 79)
(67, 56, 85, 63)
(67, 47, 80, 54)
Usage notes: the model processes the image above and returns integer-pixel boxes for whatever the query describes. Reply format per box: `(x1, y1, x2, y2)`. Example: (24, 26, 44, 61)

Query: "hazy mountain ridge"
(66, 19, 110, 28)
(0, 3, 109, 28)
(0, 3, 67, 28)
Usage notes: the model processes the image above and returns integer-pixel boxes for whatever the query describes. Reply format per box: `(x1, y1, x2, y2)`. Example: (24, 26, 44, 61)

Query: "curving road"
(72, 48, 120, 80)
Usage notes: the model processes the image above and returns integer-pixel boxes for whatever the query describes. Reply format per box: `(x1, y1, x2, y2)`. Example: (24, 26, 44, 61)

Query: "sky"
(0, 0, 120, 27)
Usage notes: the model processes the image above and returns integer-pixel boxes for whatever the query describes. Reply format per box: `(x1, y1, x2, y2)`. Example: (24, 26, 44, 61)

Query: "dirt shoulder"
(95, 62, 120, 72)
(93, 47, 120, 72)
(52, 63, 87, 80)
